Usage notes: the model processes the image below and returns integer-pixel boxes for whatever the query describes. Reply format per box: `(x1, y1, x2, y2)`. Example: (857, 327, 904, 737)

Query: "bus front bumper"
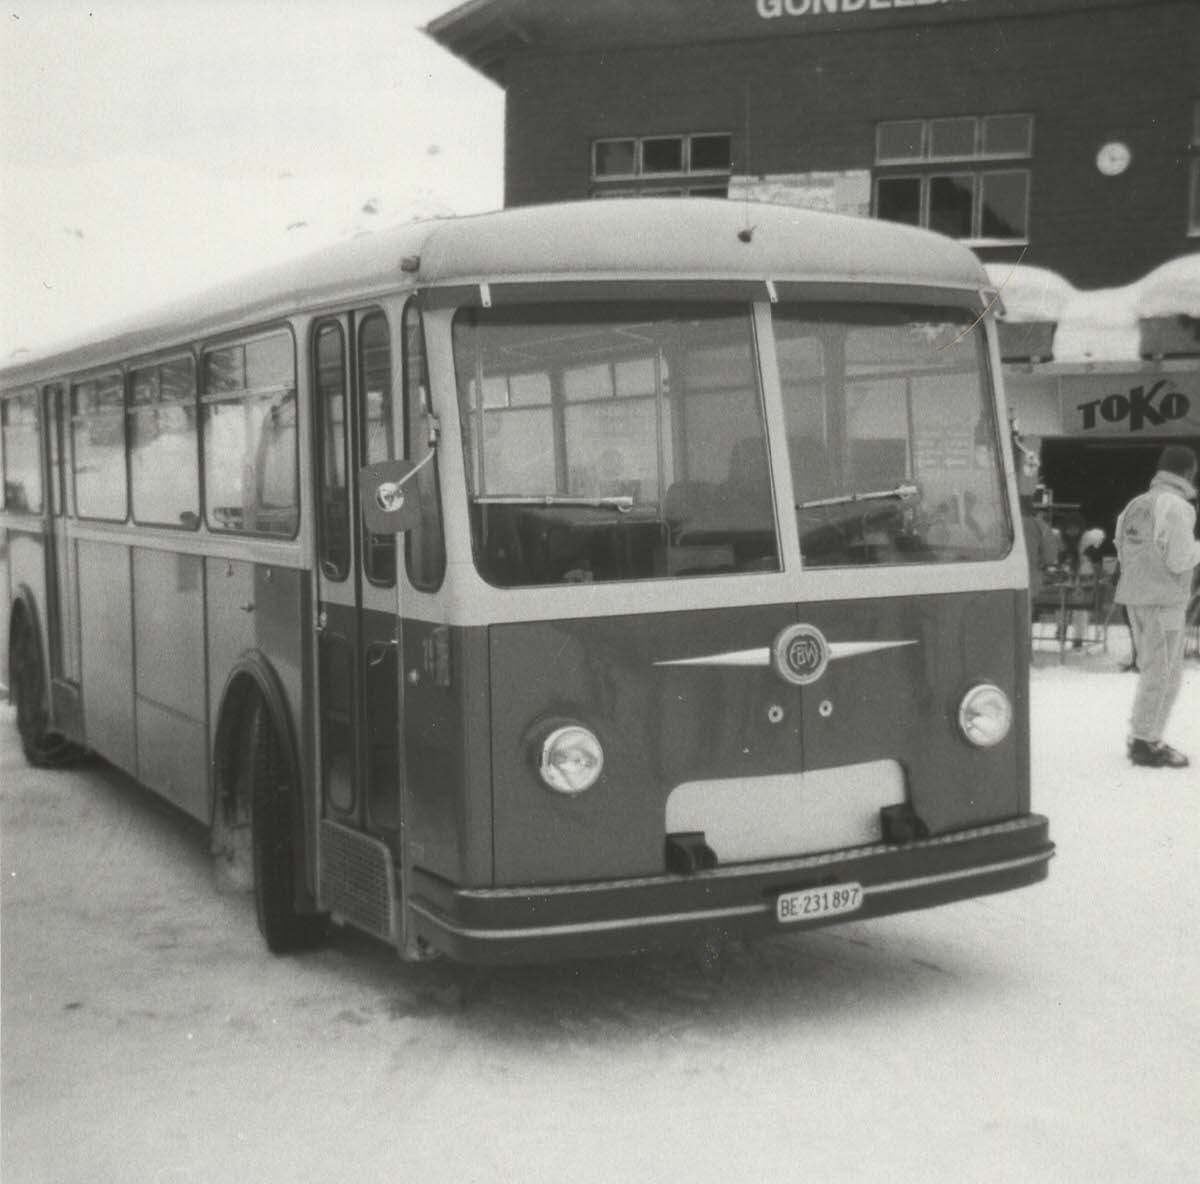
(407, 814, 1053, 964)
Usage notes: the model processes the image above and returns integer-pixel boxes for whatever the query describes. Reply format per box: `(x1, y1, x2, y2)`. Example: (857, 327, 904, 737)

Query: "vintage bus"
(0, 199, 1053, 963)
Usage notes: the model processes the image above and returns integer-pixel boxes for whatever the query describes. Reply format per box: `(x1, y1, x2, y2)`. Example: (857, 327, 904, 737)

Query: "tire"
(8, 612, 82, 769)
(246, 695, 325, 953)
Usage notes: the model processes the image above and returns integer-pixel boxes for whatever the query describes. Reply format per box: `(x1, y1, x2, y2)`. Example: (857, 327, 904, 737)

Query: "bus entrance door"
(41, 384, 82, 736)
(312, 312, 403, 941)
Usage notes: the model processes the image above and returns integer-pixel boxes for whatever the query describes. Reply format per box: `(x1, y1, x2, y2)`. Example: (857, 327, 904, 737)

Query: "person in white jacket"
(1114, 445, 1200, 768)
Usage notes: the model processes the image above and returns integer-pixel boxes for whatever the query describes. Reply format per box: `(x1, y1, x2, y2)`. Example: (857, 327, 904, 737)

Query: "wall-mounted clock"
(1095, 141, 1132, 177)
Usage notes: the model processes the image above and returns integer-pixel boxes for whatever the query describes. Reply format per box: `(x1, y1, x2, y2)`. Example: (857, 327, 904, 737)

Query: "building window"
(874, 114, 1033, 244)
(591, 133, 732, 197)
(1189, 100, 1200, 236)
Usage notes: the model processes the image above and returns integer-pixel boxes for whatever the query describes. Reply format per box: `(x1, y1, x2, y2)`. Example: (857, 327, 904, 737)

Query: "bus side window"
(1, 391, 44, 513)
(359, 312, 396, 586)
(403, 303, 446, 591)
(129, 356, 199, 529)
(202, 331, 298, 538)
(71, 373, 127, 522)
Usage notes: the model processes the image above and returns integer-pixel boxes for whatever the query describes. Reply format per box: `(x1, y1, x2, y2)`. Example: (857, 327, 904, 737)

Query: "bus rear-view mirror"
(360, 459, 424, 534)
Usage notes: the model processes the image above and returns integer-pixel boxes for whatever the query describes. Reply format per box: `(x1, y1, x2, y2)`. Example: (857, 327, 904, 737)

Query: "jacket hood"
(1151, 470, 1198, 501)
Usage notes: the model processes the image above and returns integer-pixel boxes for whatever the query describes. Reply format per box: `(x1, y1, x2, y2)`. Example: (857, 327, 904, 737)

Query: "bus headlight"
(538, 725, 604, 795)
(958, 683, 1012, 748)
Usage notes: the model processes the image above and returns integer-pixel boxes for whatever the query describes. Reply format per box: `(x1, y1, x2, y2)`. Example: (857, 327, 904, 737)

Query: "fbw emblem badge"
(772, 623, 830, 686)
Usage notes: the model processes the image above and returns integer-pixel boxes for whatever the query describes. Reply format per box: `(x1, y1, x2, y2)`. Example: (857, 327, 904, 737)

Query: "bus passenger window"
(1, 391, 44, 513)
(71, 373, 127, 521)
(129, 356, 199, 528)
(202, 331, 298, 537)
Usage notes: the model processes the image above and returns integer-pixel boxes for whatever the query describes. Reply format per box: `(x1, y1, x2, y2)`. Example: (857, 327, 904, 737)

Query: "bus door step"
(319, 820, 397, 941)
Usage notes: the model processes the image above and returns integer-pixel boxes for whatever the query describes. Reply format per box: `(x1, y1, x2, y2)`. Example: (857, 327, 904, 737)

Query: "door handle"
(367, 639, 398, 668)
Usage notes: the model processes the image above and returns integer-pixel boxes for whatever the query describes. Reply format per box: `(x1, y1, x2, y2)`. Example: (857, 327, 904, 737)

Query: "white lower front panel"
(665, 760, 907, 862)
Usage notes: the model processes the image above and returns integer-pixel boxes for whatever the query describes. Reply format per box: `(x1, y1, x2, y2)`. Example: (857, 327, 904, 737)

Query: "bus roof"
(1, 199, 987, 387)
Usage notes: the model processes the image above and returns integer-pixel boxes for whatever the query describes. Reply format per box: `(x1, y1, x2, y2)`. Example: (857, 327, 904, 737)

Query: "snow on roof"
(1134, 252, 1200, 319)
(1050, 284, 1142, 363)
(986, 257, 1200, 364)
(984, 262, 1076, 322)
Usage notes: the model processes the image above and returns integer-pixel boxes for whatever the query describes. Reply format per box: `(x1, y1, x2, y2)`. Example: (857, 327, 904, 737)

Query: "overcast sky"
(0, 0, 504, 359)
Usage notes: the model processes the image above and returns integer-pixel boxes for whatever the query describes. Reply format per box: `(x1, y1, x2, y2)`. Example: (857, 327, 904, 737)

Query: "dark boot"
(1129, 739, 1190, 768)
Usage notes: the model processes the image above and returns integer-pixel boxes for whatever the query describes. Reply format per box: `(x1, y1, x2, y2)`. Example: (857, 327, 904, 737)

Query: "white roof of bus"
(0, 199, 986, 388)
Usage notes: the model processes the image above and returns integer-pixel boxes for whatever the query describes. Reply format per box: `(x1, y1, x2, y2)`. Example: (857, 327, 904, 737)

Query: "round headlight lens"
(538, 725, 604, 795)
(958, 683, 1013, 748)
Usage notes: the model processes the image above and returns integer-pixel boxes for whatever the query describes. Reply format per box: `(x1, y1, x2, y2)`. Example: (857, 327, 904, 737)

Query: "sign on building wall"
(755, 0, 968, 17)
(1060, 372, 1200, 436)
(727, 171, 871, 217)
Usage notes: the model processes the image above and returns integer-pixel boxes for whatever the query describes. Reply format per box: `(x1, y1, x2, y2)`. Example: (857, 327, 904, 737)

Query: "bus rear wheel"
(8, 612, 82, 768)
(245, 696, 325, 953)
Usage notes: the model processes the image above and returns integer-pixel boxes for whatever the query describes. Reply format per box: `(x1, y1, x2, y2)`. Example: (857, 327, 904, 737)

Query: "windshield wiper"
(475, 494, 635, 513)
(797, 483, 920, 511)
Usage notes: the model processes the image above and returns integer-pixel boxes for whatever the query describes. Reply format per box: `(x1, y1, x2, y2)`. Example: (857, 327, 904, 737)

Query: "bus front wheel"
(245, 696, 325, 953)
(8, 611, 82, 769)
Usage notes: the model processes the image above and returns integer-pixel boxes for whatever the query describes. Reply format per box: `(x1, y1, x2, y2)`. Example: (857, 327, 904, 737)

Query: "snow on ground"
(2, 651, 1198, 1184)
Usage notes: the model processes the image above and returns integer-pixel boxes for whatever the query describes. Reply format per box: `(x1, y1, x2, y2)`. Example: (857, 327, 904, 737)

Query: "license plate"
(776, 882, 863, 924)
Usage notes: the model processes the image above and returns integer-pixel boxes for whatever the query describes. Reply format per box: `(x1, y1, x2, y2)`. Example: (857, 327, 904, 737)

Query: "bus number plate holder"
(776, 883, 863, 924)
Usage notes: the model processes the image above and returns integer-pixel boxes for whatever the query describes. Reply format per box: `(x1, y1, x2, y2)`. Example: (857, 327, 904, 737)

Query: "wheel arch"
(211, 649, 317, 911)
(7, 584, 47, 704)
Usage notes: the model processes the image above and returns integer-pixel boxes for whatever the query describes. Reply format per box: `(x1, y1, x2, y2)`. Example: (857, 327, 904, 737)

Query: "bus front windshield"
(774, 302, 1011, 568)
(451, 299, 1011, 588)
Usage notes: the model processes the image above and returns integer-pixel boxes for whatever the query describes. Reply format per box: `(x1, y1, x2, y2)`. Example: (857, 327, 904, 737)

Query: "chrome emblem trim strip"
(654, 637, 918, 674)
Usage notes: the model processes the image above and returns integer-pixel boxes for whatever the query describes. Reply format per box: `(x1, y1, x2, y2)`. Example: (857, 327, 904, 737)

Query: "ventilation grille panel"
(319, 820, 396, 941)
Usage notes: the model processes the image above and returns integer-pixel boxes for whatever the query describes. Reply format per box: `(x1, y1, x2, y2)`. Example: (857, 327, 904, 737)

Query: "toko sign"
(1063, 375, 1200, 436)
